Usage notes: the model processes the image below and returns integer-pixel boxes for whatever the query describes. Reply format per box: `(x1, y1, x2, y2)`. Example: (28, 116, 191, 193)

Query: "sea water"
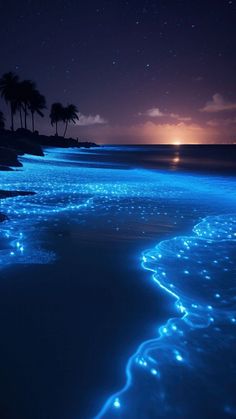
(0, 145, 235, 418)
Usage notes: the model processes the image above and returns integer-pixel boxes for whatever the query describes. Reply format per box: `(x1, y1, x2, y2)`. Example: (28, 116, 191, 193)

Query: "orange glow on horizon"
(172, 138, 182, 146)
(138, 121, 203, 145)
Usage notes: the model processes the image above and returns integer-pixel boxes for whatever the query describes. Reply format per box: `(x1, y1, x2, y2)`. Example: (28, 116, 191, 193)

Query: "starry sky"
(0, 0, 236, 143)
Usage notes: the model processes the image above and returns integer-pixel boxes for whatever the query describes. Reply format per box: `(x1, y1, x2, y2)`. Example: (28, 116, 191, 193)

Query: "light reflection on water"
(0, 146, 236, 419)
(97, 214, 236, 418)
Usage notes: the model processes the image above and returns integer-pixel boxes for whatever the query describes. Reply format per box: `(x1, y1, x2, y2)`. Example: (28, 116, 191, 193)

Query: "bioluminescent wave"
(1, 148, 236, 418)
(95, 213, 236, 418)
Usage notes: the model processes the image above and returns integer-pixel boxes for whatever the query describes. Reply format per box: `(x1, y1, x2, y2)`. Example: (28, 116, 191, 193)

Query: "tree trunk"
(10, 103, 14, 131)
(31, 111, 35, 132)
(55, 121, 58, 136)
(24, 103, 27, 130)
(19, 107, 23, 128)
(63, 121, 68, 137)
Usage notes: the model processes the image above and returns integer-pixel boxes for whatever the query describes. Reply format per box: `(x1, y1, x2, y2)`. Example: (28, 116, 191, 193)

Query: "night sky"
(1, 0, 236, 143)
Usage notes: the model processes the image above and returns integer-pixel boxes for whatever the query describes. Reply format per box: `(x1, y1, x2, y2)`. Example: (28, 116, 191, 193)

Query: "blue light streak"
(1, 148, 236, 418)
(95, 214, 236, 418)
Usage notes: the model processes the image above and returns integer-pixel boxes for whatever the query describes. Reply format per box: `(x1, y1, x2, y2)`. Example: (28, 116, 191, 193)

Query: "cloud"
(140, 108, 191, 121)
(200, 94, 236, 113)
(206, 120, 220, 127)
(73, 113, 236, 143)
(206, 117, 236, 127)
(192, 76, 204, 82)
(144, 107, 164, 117)
(77, 113, 107, 126)
(130, 121, 205, 144)
(169, 113, 192, 121)
(82, 120, 221, 144)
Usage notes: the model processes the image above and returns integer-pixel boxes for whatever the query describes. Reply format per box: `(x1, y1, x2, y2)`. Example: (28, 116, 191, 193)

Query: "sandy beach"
(0, 146, 235, 418)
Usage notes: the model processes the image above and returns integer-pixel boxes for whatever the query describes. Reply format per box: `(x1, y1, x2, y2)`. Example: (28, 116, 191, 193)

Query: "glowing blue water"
(1, 147, 236, 418)
(96, 214, 236, 418)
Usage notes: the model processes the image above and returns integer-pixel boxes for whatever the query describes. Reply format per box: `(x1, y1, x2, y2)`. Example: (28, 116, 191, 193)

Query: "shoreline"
(0, 189, 36, 224)
(0, 128, 98, 171)
(1, 146, 236, 418)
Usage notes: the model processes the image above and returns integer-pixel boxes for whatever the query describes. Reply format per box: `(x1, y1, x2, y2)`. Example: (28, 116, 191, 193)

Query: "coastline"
(0, 128, 98, 171)
(95, 213, 236, 419)
(0, 190, 36, 226)
(0, 129, 97, 251)
(1, 146, 236, 418)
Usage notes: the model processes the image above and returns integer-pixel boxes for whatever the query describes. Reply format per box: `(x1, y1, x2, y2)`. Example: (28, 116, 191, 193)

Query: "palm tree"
(50, 102, 64, 136)
(0, 110, 5, 130)
(63, 104, 79, 137)
(28, 89, 46, 132)
(0, 72, 19, 131)
(12, 82, 25, 128)
(19, 80, 36, 129)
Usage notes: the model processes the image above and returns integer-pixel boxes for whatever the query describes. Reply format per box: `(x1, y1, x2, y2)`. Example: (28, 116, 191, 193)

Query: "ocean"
(0, 145, 236, 419)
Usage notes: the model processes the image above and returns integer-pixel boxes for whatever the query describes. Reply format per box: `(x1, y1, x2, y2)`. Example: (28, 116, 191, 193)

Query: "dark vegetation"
(0, 72, 97, 170)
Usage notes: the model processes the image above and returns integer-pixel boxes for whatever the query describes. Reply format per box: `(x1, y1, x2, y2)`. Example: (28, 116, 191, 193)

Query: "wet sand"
(0, 146, 236, 418)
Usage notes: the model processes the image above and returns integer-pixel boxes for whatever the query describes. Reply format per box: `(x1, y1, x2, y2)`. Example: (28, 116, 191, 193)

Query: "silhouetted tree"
(14, 81, 28, 128)
(62, 104, 79, 137)
(0, 72, 19, 131)
(0, 110, 5, 129)
(50, 102, 64, 135)
(15, 84, 23, 128)
(28, 89, 46, 132)
(19, 80, 36, 129)
(0, 72, 80, 137)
